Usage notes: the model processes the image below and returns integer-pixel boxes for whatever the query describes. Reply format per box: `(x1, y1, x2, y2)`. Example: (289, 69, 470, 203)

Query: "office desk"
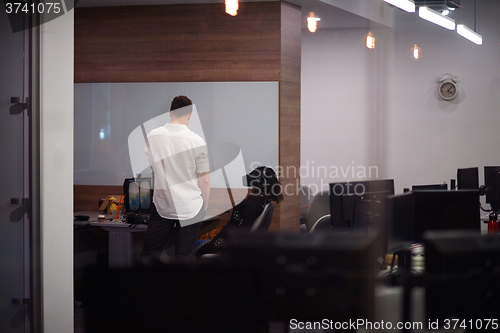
(90, 220, 147, 268)
(74, 211, 143, 268)
(76, 211, 220, 268)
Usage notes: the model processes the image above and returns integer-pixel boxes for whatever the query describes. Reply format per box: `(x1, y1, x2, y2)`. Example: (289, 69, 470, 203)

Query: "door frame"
(27, 13, 41, 333)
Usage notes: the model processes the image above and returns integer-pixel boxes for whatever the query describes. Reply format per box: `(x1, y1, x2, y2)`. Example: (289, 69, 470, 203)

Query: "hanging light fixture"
(366, 32, 376, 49)
(383, 0, 415, 13)
(225, 0, 238, 16)
(419, 7, 456, 30)
(307, 12, 321, 33)
(457, 24, 482, 45)
(456, 0, 482, 45)
(411, 44, 422, 60)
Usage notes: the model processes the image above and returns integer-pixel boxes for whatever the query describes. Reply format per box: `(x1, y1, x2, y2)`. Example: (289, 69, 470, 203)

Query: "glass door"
(0, 9, 32, 333)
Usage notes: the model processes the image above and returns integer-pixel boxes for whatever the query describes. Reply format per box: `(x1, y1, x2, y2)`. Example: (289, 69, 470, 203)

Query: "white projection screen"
(74, 82, 279, 189)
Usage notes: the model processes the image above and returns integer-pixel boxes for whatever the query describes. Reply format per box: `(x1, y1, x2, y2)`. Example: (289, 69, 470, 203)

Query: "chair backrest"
(309, 214, 331, 233)
(250, 202, 274, 232)
(304, 189, 330, 231)
(299, 185, 313, 222)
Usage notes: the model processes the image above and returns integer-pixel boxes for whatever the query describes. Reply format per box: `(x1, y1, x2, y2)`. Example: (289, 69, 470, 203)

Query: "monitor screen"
(329, 180, 394, 257)
(340, 191, 388, 231)
(413, 190, 479, 241)
(457, 167, 479, 190)
(123, 177, 151, 213)
(329, 179, 394, 230)
(223, 231, 377, 323)
(484, 166, 500, 213)
(412, 184, 447, 191)
(387, 192, 414, 251)
(424, 231, 500, 325)
(388, 190, 480, 249)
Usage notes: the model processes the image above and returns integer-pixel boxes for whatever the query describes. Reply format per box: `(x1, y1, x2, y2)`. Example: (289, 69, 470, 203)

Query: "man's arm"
(197, 172, 210, 211)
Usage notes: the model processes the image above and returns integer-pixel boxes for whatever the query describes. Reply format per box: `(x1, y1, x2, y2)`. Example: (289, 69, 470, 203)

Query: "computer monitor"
(457, 167, 479, 190)
(339, 191, 388, 231)
(123, 177, 152, 213)
(412, 184, 447, 191)
(329, 179, 394, 230)
(223, 231, 377, 324)
(484, 166, 500, 213)
(387, 192, 414, 251)
(329, 180, 394, 257)
(388, 190, 480, 250)
(424, 231, 500, 326)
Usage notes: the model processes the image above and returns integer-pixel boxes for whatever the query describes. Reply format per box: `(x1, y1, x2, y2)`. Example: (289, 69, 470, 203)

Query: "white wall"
(301, 27, 391, 193)
(301, 0, 500, 197)
(41, 10, 74, 333)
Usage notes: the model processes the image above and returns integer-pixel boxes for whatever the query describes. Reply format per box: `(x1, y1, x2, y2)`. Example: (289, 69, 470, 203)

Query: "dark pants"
(141, 202, 205, 262)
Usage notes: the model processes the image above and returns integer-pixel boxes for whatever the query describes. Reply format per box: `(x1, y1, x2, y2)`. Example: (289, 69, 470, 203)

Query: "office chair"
(199, 203, 275, 259)
(250, 202, 275, 232)
(299, 185, 313, 224)
(309, 214, 332, 233)
(304, 189, 331, 232)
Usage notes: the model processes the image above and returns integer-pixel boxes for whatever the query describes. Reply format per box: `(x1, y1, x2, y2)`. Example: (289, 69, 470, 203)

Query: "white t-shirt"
(145, 123, 209, 220)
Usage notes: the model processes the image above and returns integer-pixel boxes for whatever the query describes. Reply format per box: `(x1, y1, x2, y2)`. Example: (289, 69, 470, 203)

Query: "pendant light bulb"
(225, 0, 238, 16)
(307, 12, 320, 33)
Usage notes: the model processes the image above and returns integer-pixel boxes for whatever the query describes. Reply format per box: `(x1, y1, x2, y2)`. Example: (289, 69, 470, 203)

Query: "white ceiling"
(74, 0, 388, 29)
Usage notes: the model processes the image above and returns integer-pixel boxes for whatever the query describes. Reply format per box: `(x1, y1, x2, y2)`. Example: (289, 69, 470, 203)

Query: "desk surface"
(74, 211, 113, 223)
(90, 221, 147, 231)
(75, 210, 148, 230)
(75, 211, 220, 229)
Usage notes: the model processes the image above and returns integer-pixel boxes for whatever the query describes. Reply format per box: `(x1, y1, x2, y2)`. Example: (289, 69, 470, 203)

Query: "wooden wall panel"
(75, 2, 281, 82)
(273, 2, 301, 232)
(74, 185, 123, 212)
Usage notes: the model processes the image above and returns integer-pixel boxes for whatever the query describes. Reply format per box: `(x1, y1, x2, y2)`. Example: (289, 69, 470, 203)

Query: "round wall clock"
(438, 74, 459, 101)
(439, 80, 458, 100)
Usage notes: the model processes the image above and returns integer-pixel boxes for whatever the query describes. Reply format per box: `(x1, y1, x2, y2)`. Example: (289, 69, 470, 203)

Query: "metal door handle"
(11, 97, 28, 104)
(11, 198, 29, 205)
(12, 298, 29, 305)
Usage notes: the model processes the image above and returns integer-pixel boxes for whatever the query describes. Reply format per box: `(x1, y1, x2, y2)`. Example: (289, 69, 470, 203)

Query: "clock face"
(439, 81, 457, 100)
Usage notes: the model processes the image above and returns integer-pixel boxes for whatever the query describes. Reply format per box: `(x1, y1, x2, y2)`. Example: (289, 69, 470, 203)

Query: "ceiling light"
(457, 24, 482, 45)
(383, 0, 415, 13)
(307, 15, 320, 33)
(442, 9, 450, 16)
(225, 0, 238, 16)
(366, 32, 375, 49)
(411, 44, 422, 60)
(419, 7, 455, 30)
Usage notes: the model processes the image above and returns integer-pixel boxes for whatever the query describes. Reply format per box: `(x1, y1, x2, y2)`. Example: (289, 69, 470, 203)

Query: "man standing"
(141, 95, 210, 261)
